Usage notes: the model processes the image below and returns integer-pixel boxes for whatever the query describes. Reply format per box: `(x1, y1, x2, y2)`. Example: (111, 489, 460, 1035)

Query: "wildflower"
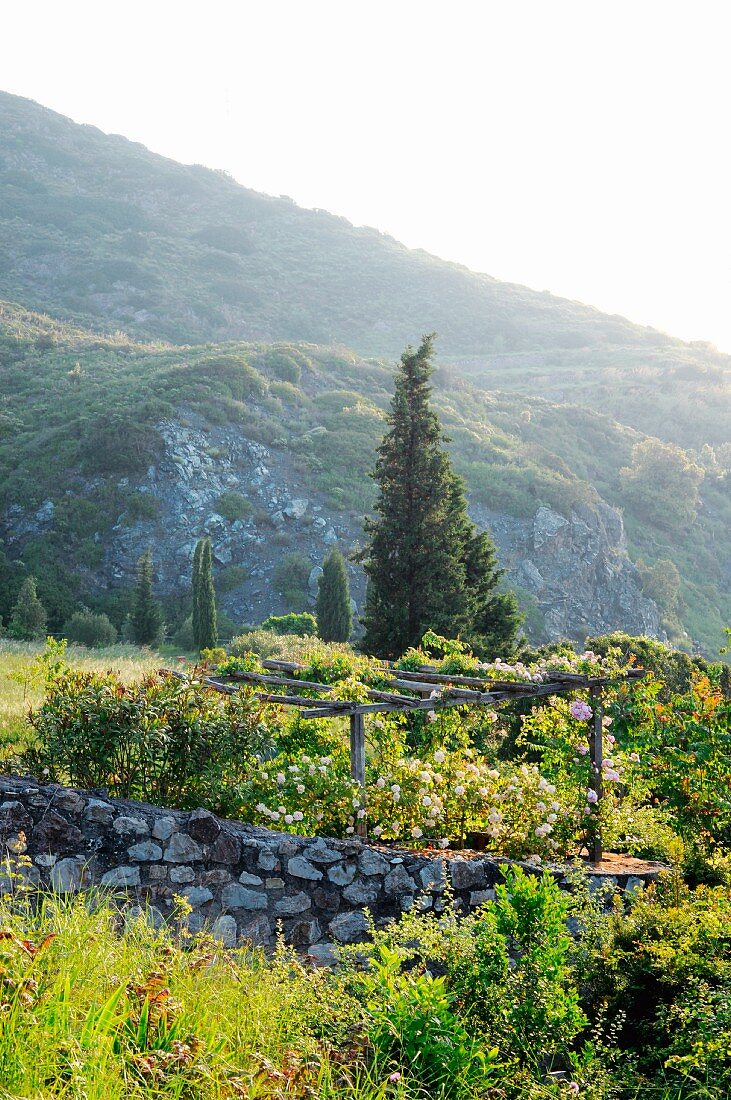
(537, 801, 546, 812)
(296, 784, 305, 794)
(411, 826, 423, 839)
(357, 809, 366, 819)
(278, 805, 287, 815)
(389, 1072, 402, 1082)
(630, 752, 640, 762)
(255, 803, 267, 813)
(570, 699, 593, 721)
(308, 765, 316, 775)
(422, 795, 432, 807)
(548, 813, 558, 823)
(373, 825, 383, 837)
(276, 773, 286, 785)
(434, 749, 446, 763)
(284, 814, 293, 824)
(270, 811, 281, 821)
(454, 784, 466, 797)
(586, 789, 598, 804)
(293, 811, 304, 822)
(376, 777, 386, 788)
(391, 783, 401, 793)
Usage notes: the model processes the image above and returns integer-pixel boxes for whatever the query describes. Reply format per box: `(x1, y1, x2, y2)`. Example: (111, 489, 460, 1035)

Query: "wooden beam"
(350, 712, 367, 838)
(588, 684, 603, 863)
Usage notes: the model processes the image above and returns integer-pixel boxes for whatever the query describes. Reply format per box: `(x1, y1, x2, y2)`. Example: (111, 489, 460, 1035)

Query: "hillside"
(1, 301, 728, 653)
(0, 91, 729, 654)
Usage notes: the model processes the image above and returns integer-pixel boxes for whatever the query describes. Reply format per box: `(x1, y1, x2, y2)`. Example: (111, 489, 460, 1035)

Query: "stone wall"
(0, 776, 660, 962)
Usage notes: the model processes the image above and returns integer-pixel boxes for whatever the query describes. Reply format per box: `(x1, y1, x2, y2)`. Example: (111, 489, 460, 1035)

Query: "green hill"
(0, 91, 728, 654)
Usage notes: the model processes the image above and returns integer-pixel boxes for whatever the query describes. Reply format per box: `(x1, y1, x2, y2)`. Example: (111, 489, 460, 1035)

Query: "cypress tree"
(197, 538, 218, 651)
(131, 549, 163, 647)
(360, 334, 521, 658)
(8, 576, 47, 640)
(191, 538, 203, 647)
(316, 549, 352, 642)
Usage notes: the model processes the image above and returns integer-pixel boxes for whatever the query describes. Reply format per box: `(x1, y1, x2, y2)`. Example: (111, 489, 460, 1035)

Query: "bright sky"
(3, 1, 731, 351)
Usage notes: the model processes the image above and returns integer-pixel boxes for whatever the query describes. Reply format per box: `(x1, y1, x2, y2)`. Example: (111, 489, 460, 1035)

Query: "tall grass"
(0, 641, 160, 765)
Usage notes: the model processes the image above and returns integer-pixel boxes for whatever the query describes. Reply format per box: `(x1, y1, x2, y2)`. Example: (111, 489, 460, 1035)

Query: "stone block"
(207, 831, 241, 863)
(113, 816, 150, 836)
(169, 865, 196, 883)
(181, 886, 214, 908)
(187, 808, 221, 843)
(384, 865, 417, 897)
(327, 863, 356, 886)
(212, 914, 237, 947)
(238, 871, 264, 886)
(164, 834, 203, 863)
(343, 879, 380, 905)
(152, 817, 177, 841)
(359, 850, 389, 876)
(221, 883, 267, 910)
(275, 892, 312, 915)
(450, 859, 486, 891)
(101, 865, 141, 887)
(127, 841, 163, 862)
(329, 910, 370, 943)
(287, 856, 323, 881)
(50, 857, 84, 893)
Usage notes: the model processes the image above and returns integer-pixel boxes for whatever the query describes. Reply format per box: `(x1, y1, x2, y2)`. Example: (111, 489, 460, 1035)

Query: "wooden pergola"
(175, 659, 646, 862)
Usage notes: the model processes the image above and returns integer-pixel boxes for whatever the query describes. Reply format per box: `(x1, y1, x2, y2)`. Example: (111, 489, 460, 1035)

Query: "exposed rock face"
(1, 414, 660, 642)
(470, 503, 662, 642)
(0, 776, 660, 952)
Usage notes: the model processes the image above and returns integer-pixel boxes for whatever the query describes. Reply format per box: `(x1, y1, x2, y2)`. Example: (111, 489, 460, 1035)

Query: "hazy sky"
(3, 1, 730, 350)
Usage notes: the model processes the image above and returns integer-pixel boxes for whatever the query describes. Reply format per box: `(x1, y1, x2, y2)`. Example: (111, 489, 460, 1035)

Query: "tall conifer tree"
(197, 538, 218, 651)
(191, 538, 203, 649)
(361, 334, 521, 658)
(8, 576, 47, 640)
(316, 549, 352, 642)
(131, 549, 163, 646)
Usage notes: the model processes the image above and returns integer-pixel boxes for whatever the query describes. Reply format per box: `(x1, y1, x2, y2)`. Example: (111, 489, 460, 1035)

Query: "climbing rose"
(570, 699, 593, 721)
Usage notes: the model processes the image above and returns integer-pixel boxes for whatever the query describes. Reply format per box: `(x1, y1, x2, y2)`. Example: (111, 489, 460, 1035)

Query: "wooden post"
(589, 685, 603, 863)
(350, 712, 367, 838)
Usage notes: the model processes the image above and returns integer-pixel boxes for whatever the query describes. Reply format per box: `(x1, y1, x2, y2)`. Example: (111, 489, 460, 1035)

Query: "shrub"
(216, 491, 253, 522)
(63, 610, 117, 648)
(272, 553, 312, 608)
(261, 612, 317, 637)
(25, 664, 274, 814)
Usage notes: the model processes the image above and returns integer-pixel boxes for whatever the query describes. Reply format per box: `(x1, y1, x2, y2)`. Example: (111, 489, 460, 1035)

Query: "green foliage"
(25, 662, 272, 813)
(215, 490, 253, 522)
(193, 539, 217, 651)
(272, 552, 312, 609)
(315, 548, 352, 642)
(361, 335, 520, 658)
(620, 438, 704, 529)
(63, 610, 117, 648)
(131, 549, 162, 647)
(359, 945, 499, 1098)
(260, 611, 317, 636)
(7, 575, 47, 640)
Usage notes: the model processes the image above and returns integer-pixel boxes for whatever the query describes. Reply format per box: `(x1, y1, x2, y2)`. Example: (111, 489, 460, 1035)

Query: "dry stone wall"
(0, 776, 660, 962)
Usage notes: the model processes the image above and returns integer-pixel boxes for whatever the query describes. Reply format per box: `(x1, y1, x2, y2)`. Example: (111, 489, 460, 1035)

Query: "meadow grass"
(0, 641, 160, 765)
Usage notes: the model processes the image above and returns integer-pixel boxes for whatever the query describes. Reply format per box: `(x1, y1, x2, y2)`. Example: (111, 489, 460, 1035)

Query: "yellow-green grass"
(0, 641, 161, 766)
(0, 887, 396, 1100)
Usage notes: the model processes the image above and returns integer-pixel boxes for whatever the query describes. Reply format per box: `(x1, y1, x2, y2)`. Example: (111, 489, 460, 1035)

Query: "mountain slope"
(0, 90, 727, 366)
(0, 92, 729, 654)
(1, 301, 728, 654)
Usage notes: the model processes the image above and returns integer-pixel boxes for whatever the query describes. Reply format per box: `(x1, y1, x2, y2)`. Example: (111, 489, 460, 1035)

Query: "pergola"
(179, 658, 646, 862)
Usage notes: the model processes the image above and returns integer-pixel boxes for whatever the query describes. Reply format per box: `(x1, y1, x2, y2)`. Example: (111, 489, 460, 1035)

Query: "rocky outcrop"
(0, 777, 658, 958)
(1, 414, 660, 643)
(471, 502, 662, 643)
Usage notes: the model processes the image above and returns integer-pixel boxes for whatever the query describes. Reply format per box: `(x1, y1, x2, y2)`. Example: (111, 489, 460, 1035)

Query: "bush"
(261, 612, 317, 637)
(216, 491, 253, 522)
(63, 610, 117, 648)
(272, 553, 312, 608)
(25, 662, 274, 815)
